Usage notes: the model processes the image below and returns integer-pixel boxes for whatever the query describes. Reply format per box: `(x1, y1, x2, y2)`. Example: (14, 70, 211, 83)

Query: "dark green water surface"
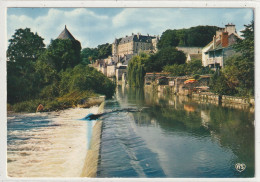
(97, 87, 254, 178)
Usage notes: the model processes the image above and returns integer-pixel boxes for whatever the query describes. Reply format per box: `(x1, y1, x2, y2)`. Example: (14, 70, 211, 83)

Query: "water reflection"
(98, 86, 254, 177)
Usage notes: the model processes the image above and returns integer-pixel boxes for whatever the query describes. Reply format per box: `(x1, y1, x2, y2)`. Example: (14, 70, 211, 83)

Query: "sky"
(7, 8, 254, 48)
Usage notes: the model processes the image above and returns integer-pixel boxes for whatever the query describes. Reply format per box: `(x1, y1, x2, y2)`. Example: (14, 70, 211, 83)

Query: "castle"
(94, 33, 159, 84)
(112, 33, 159, 58)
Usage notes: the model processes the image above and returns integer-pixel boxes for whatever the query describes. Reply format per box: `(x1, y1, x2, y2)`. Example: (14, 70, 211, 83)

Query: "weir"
(81, 102, 104, 177)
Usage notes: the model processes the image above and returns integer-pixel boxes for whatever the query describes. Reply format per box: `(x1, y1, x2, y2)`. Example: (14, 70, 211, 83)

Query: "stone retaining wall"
(145, 84, 255, 111)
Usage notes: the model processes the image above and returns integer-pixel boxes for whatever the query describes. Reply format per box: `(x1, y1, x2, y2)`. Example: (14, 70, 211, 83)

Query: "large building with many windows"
(112, 33, 159, 58)
(94, 33, 159, 84)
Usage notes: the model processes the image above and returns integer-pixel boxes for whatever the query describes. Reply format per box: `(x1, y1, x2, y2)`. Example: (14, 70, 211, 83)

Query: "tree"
(81, 43, 112, 64)
(163, 60, 212, 76)
(97, 43, 112, 59)
(157, 26, 219, 49)
(209, 71, 232, 96)
(7, 28, 45, 103)
(144, 47, 186, 72)
(163, 64, 186, 76)
(233, 21, 254, 63)
(127, 54, 148, 87)
(186, 26, 219, 47)
(81, 48, 98, 64)
(157, 29, 180, 49)
(59, 64, 115, 98)
(45, 39, 81, 71)
(223, 55, 253, 96)
(7, 28, 45, 64)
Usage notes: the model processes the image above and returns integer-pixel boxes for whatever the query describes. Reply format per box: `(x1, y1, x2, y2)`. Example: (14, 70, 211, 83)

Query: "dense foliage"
(7, 28, 115, 111)
(7, 28, 45, 64)
(163, 60, 213, 76)
(158, 26, 219, 49)
(127, 47, 186, 87)
(81, 43, 112, 64)
(127, 54, 148, 88)
(41, 39, 82, 71)
(210, 22, 254, 97)
(7, 28, 46, 103)
(143, 47, 186, 72)
(59, 65, 115, 98)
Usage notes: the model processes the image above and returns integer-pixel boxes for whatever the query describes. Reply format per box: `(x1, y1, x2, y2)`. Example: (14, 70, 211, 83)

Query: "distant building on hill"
(202, 23, 241, 69)
(94, 33, 159, 84)
(112, 33, 159, 58)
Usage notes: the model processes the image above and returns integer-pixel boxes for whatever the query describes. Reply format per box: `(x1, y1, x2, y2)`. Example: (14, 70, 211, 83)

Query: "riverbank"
(192, 92, 255, 112)
(145, 85, 255, 112)
(8, 90, 104, 113)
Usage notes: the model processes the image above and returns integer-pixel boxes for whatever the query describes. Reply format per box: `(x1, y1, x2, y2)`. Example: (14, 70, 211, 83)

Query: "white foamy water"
(7, 106, 99, 177)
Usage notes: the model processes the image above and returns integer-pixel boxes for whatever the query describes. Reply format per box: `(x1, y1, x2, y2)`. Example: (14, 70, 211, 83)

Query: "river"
(97, 86, 254, 178)
(7, 107, 100, 177)
(7, 86, 254, 178)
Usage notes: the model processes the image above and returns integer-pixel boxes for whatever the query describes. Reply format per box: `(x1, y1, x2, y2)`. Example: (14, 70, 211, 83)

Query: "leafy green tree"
(232, 22, 254, 97)
(45, 39, 81, 71)
(163, 59, 214, 77)
(233, 21, 254, 63)
(7, 28, 45, 64)
(144, 47, 186, 72)
(223, 55, 254, 97)
(7, 28, 45, 103)
(157, 29, 180, 49)
(81, 43, 112, 64)
(163, 64, 186, 76)
(59, 64, 115, 98)
(81, 47, 99, 64)
(158, 26, 219, 49)
(128, 54, 148, 87)
(186, 26, 218, 47)
(209, 70, 232, 96)
(97, 43, 112, 59)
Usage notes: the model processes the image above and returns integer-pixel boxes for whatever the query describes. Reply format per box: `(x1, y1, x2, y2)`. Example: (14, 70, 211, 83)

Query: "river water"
(97, 86, 255, 178)
(7, 107, 99, 177)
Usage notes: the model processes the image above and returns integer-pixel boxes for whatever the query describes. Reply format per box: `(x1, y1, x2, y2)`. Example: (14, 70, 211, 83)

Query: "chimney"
(225, 23, 236, 35)
(221, 32, 229, 47)
(213, 35, 216, 49)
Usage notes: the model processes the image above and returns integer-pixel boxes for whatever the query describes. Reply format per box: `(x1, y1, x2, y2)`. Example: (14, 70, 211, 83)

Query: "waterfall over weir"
(7, 106, 100, 177)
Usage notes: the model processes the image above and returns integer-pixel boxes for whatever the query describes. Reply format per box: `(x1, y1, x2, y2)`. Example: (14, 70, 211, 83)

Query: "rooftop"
(57, 25, 76, 40)
(115, 34, 157, 45)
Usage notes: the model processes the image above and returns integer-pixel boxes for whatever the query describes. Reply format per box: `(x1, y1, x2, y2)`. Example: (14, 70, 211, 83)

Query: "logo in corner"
(235, 163, 246, 172)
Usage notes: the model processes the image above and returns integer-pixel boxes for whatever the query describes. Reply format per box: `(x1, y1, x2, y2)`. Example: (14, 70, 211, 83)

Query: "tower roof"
(57, 25, 76, 40)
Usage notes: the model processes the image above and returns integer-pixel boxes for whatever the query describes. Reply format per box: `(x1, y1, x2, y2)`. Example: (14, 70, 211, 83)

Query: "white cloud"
(7, 8, 254, 48)
(7, 8, 111, 48)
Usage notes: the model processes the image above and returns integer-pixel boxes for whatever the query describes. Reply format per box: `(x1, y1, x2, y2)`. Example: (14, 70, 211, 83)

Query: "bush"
(59, 64, 115, 98)
(12, 99, 44, 112)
